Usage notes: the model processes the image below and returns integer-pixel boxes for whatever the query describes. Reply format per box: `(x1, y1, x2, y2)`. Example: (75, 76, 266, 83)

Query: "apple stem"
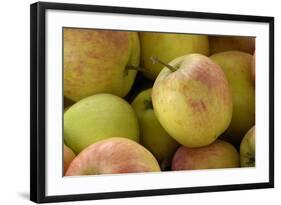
(150, 56, 177, 72)
(126, 65, 147, 72)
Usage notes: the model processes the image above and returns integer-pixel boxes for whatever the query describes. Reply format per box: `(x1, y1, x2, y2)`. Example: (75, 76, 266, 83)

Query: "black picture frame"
(30, 1, 274, 203)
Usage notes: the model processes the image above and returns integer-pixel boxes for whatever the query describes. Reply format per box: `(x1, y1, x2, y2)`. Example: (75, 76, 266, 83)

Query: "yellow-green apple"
(140, 32, 209, 80)
(209, 36, 255, 54)
(210, 51, 255, 144)
(240, 126, 255, 167)
(131, 88, 179, 163)
(64, 28, 140, 101)
(63, 144, 76, 175)
(152, 54, 232, 148)
(172, 139, 239, 170)
(65, 137, 160, 176)
(64, 94, 139, 154)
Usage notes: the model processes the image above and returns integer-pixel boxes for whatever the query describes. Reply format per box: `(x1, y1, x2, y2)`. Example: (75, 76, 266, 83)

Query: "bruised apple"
(65, 138, 160, 176)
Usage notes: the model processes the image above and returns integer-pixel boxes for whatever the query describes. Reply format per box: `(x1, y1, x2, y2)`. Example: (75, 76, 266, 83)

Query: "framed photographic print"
(30, 1, 274, 203)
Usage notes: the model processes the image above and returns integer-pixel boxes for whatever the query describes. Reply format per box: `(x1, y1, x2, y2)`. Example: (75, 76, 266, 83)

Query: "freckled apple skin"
(64, 28, 140, 101)
(172, 140, 239, 170)
(65, 137, 160, 176)
(131, 88, 179, 163)
(210, 51, 255, 144)
(140, 32, 209, 80)
(64, 94, 139, 154)
(240, 126, 255, 167)
(152, 54, 232, 148)
(63, 144, 76, 175)
(209, 36, 255, 55)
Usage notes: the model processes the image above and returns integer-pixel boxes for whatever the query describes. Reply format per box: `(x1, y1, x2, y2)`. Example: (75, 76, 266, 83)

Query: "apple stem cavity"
(150, 56, 177, 72)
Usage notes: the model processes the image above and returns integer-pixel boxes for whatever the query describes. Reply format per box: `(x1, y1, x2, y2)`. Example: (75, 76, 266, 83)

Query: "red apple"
(63, 144, 76, 175)
(65, 138, 160, 176)
(172, 140, 239, 170)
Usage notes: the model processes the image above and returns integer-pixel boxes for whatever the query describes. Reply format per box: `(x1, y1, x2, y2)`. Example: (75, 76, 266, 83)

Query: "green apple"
(66, 137, 160, 176)
(172, 139, 239, 170)
(240, 126, 255, 167)
(64, 94, 139, 154)
(209, 36, 255, 54)
(131, 88, 179, 162)
(140, 32, 209, 80)
(64, 28, 140, 101)
(152, 54, 232, 148)
(63, 144, 76, 175)
(210, 51, 255, 144)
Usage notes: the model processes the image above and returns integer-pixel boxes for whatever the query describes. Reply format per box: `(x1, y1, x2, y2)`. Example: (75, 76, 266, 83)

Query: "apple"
(139, 32, 209, 80)
(172, 139, 239, 170)
(240, 126, 255, 167)
(210, 51, 255, 144)
(152, 54, 232, 148)
(131, 88, 179, 163)
(209, 36, 255, 54)
(63, 144, 76, 175)
(64, 94, 139, 154)
(65, 137, 160, 176)
(64, 28, 140, 101)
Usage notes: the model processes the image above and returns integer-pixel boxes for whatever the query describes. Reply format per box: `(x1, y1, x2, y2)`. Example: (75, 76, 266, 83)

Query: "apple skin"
(64, 94, 139, 154)
(63, 144, 76, 175)
(140, 32, 209, 80)
(131, 88, 179, 163)
(172, 139, 239, 170)
(209, 36, 255, 55)
(240, 126, 255, 167)
(65, 137, 160, 176)
(64, 28, 140, 101)
(210, 51, 255, 144)
(152, 54, 232, 148)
